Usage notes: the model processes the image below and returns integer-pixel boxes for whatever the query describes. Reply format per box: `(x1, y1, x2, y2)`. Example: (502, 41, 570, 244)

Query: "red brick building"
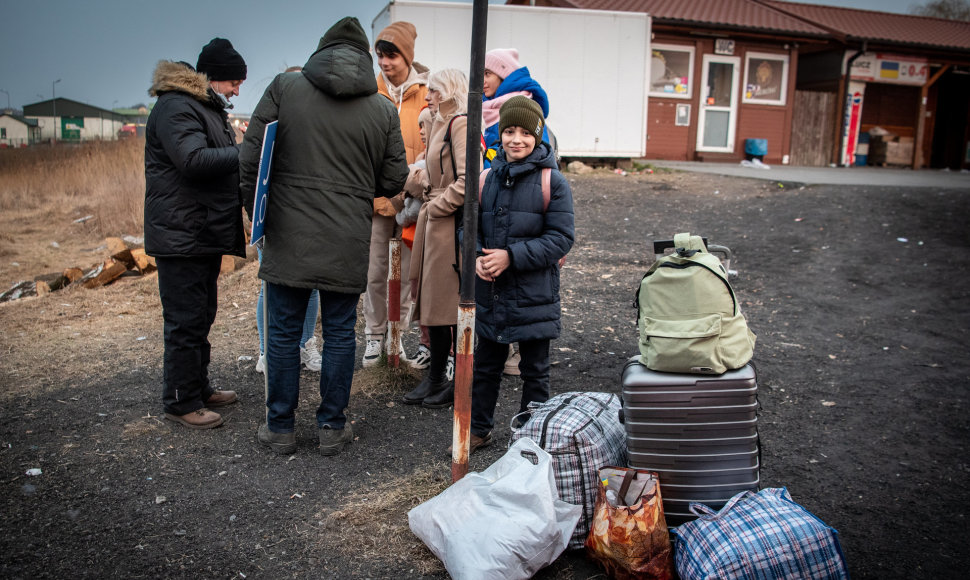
(508, 0, 970, 169)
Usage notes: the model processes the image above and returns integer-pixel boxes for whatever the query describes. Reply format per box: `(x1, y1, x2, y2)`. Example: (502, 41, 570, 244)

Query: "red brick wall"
(646, 100, 693, 160)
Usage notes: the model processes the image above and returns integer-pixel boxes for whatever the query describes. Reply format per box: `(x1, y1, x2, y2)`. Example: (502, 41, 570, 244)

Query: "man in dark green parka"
(240, 17, 408, 456)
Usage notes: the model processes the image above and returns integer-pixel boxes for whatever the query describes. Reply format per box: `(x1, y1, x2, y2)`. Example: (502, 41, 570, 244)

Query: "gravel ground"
(1, 169, 968, 579)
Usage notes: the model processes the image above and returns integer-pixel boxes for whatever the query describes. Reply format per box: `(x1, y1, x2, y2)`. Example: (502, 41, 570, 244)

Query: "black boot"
(402, 376, 435, 405)
(422, 379, 455, 409)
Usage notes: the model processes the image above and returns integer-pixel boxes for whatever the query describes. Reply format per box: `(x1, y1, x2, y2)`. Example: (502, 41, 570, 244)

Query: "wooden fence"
(790, 90, 837, 167)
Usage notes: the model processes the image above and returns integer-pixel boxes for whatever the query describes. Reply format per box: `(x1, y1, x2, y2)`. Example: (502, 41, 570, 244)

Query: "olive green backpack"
(634, 233, 756, 374)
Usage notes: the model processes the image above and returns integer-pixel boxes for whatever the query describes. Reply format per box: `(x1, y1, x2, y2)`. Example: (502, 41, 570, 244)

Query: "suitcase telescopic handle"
(707, 244, 733, 274)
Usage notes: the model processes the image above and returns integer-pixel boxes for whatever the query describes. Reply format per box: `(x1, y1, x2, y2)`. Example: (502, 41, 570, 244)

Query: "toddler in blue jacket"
(468, 96, 575, 453)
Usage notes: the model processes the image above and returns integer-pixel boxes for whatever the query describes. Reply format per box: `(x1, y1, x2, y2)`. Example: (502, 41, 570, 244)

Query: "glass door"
(696, 55, 740, 153)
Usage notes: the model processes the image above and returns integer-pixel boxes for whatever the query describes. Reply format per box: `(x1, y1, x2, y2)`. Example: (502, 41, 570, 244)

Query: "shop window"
(743, 52, 789, 105)
(650, 44, 694, 99)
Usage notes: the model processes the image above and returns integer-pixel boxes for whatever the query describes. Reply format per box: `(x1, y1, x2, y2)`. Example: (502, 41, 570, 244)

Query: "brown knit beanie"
(499, 96, 544, 142)
(376, 21, 417, 67)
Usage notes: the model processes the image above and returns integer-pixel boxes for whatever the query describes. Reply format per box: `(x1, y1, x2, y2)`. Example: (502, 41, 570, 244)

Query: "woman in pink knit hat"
(482, 48, 550, 170)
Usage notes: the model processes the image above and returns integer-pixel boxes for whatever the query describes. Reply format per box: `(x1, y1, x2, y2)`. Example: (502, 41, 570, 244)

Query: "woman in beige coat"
(402, 69, 478, 408)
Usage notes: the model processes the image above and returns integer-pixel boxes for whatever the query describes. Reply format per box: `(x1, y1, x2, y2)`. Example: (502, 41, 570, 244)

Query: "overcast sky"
(0, 0, 925, 115)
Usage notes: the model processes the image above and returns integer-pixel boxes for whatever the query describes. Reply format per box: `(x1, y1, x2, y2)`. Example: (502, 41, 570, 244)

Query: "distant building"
(0, 111, 42, 147)
(22, 97, 127, 143)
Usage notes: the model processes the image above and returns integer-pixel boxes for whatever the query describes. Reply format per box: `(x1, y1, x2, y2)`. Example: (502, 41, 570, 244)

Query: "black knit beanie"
(196, 38, 247, 81)
(499, 96, 545, 142)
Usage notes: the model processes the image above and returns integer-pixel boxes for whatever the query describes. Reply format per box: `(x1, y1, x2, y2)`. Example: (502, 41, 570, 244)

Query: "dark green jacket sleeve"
(376, 106, 409, 198)
(240, 75, 281, 221)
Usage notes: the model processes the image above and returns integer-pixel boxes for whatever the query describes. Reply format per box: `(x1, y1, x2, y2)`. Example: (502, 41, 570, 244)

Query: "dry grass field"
(0, 139, 145, 291)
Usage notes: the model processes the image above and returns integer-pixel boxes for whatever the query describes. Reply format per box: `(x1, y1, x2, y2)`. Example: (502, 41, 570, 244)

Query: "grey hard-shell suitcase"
(621, 358, 760, 526)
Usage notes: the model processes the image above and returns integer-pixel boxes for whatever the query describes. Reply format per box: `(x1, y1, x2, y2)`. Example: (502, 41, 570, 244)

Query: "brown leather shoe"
(446, 432, 493, 456)
(164, 408, 224, 430)
(205, 390, 238, 408)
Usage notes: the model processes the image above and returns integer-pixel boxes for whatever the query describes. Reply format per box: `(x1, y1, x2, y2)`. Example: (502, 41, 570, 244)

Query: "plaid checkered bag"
(511, 392, 627, 549)
(673, 488, 849, 580)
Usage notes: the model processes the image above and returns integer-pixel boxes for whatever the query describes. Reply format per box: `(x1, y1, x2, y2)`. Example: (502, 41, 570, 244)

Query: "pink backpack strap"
(479, 166, 551, 211)
(478, 168, 491, 203)
(541, 167, 552, 212)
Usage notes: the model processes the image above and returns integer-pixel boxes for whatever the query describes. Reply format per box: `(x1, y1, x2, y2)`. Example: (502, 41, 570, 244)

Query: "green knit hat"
(499, 96, 544, 142)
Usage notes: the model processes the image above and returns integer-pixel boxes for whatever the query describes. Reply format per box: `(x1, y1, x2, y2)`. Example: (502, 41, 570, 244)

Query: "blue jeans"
(264, 282, 358, 432)
(256, 249, 318, 351)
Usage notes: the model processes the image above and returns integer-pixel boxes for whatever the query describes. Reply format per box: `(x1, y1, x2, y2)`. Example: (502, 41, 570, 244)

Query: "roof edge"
(751, 0, 847, 42)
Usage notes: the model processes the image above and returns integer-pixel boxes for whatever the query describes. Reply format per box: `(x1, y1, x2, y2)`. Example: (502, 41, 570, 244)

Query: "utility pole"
(52, 79, 61, 144)
(452, 0, 488, 483)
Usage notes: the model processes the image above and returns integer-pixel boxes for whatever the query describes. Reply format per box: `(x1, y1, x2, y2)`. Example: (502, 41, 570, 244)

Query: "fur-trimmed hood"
(148, 60, 210, 102)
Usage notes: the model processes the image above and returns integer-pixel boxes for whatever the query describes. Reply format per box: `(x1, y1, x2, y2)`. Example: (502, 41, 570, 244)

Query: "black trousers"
(155, 255, 221, 415)
(426, 325, 456, 383)
(470, 335, 551, 437)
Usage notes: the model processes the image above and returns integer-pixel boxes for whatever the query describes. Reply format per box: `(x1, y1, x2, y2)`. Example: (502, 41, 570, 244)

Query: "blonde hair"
(417, 106, 433, 128)
(428, 68, 468, 115)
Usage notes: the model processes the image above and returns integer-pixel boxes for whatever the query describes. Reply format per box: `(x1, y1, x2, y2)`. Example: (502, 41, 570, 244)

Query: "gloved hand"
(396, 195, 422, 227)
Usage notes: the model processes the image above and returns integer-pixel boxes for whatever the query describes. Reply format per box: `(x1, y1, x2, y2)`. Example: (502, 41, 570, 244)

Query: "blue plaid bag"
(673, 488, 849, 580)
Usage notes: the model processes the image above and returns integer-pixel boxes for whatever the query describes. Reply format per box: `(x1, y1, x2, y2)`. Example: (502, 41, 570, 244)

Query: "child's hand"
(479, 248, 510, 280)
(476, 256, 494, 281)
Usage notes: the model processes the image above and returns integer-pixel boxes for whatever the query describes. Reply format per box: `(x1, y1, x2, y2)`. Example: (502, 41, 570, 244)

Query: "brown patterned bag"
(585, 466, 675, 580)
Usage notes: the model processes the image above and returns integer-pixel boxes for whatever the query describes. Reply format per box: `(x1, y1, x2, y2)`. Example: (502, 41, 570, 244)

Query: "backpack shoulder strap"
(444, 114, 468, 180)
(478, 166, 551, 210)
(478, 168, 491, 202)
(443, 114, 466, 143)
(541, 167, 552, 212)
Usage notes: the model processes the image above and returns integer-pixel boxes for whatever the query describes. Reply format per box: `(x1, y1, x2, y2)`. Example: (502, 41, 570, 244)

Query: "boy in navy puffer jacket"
(467, 96, 574, 453)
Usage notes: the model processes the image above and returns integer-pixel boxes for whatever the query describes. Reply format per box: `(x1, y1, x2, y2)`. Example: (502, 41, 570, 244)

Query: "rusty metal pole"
(453, 0, 488, 482)
(387, 237, 402, 368)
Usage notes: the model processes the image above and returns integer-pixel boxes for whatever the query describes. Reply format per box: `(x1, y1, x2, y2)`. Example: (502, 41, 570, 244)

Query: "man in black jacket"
(240, 17, 409, 456)
(144, 38, 247, 430)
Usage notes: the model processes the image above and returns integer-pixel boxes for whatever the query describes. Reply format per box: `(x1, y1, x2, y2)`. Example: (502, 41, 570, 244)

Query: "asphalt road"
(647, 160, 970, 188)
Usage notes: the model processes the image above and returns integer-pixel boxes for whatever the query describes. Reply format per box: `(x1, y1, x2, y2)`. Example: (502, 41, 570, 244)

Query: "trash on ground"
(741, 159, 771, 169)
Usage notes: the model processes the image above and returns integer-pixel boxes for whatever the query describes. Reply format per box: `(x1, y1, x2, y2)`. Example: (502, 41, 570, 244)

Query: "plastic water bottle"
(606, 489, 618, 507)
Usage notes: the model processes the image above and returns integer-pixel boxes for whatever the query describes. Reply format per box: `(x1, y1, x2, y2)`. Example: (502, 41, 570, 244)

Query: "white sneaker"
(409, 345, 431, 370)
(362, 338, 382, 368)
(255, 353, 265, 374)
(301, 336, 322, 372)
(445, 355, 455, 381)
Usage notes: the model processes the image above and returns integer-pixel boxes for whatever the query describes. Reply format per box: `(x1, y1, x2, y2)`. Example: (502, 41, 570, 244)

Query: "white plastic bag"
(408, 437, 582, 580)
